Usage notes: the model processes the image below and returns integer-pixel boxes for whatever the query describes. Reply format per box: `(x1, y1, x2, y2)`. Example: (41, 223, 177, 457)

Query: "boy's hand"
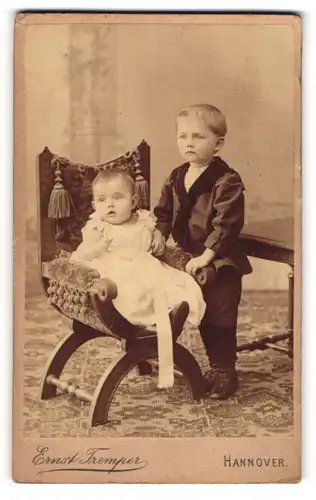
(151, 228, 166, 256)
(185, 248, 215, 276)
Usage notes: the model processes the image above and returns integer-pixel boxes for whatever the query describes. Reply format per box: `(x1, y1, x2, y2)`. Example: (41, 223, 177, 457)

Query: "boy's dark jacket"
(153, 157, 252, 276)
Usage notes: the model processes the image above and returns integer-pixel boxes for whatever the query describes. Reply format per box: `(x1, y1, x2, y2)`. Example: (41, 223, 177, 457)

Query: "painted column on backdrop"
(69, 24, 118, 164)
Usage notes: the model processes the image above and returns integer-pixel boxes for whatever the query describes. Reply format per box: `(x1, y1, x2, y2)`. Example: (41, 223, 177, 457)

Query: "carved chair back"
(38, 141, 151, 263)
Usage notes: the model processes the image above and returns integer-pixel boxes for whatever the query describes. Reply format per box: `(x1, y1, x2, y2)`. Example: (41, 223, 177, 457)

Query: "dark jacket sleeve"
(153, 175, 174, 240)
(204, 172, 245, 256)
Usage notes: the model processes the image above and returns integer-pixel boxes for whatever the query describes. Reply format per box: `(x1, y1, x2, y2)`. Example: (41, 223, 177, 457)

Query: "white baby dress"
(70, 210, 206, 388)
(71, 209, 206, 328)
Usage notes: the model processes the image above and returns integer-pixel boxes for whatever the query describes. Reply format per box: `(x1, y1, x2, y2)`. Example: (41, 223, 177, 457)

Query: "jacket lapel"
(171, 162, 190, 207)
(171, 157, 231, 251)
(189, 157, 230, 201)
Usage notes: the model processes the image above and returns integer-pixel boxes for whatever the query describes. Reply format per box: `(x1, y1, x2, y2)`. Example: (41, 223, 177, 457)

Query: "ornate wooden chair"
(38, 141, 207, 427)
(38, 140, 294, 427)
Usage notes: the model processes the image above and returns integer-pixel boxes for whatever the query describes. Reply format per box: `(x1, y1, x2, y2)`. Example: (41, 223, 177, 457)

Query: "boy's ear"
(214, 136, 225, 153)
(91, 201, 96, 210)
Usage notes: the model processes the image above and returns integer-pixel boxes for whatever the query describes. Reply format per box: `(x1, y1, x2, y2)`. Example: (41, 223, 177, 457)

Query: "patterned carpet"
(23, 291, 293, 438)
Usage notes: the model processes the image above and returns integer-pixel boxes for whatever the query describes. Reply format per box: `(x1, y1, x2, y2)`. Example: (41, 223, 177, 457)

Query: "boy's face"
(177, 115, 224, 166)
(92, 176, 137, 225)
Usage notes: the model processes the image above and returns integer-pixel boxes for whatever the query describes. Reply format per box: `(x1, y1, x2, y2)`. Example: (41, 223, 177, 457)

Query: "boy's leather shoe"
(205, 366, 239, 400)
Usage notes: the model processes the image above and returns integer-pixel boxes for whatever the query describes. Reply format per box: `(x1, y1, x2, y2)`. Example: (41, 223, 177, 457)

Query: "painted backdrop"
(23, 21, 296, 293)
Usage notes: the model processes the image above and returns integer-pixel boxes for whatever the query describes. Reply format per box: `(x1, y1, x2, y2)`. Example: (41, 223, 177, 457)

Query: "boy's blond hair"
(177, 104, 227, 137)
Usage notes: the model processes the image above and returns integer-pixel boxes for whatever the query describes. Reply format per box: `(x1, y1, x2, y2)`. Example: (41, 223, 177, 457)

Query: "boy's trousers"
(199, 266, 242, 369)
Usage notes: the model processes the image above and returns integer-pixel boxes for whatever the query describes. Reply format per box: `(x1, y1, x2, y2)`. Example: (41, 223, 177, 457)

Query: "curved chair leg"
(40, 328, 105, 400)
(89, 340, 206, 427)
(173, 343, 207, 401)
(89, 348, 156, 427)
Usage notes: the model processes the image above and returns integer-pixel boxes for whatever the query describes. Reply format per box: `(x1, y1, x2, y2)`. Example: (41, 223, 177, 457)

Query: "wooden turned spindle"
(149, 359, 183, 377)
(46, 375, 93, 403)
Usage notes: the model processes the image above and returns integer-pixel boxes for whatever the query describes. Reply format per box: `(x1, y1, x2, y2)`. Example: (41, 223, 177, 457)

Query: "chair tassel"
(48, 162, 73, 219)
(134, 166, 149, 209)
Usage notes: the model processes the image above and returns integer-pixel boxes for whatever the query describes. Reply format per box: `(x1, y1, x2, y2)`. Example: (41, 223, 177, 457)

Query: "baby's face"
(177, 115, 223, 166)
(92, 176, 137, 225)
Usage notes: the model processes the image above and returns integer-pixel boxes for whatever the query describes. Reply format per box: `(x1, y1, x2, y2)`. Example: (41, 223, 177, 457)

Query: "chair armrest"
(158, 244, 192, 271)
(158, 245, 216, 286)
(42, 258, 117, 302)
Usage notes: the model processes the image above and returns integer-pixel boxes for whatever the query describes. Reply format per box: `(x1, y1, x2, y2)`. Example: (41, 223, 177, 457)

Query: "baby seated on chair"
(70, 168, 206, 330)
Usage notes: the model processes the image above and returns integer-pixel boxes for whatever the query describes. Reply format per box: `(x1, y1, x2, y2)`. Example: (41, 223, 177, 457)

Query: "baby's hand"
(151, 228, 166, 256)
(95, 238, 112, 257)
(84, 239, 111, 261)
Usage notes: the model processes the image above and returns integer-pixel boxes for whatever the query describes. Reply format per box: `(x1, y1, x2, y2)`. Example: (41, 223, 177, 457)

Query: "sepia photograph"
(13, 12, 301, 483)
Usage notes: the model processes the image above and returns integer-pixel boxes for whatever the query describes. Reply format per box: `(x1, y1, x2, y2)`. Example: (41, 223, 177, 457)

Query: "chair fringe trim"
(48, 160, 74, 219)
(48, 142, 150, 216)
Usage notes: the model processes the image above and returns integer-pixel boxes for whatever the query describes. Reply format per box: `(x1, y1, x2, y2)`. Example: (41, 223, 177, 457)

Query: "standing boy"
(152, 104, 252, 399)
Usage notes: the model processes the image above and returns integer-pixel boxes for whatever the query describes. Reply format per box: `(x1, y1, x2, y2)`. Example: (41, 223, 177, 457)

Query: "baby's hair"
(177, 104, 227, 137)
(92, 168, 136, 195)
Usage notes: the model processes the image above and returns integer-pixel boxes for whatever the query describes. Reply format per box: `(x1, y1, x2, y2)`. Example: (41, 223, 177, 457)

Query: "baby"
(70, 168, 206, 330)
